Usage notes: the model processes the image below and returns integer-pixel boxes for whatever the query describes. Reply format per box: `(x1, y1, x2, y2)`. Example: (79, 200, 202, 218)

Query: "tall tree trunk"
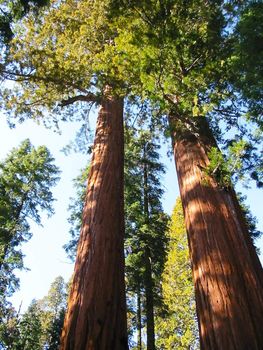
(169, 115, 263, 350)
(60, 92, 128, 350)
(137, 289, 142, 350)
(144, 248, 155, 350)
(143, 152, 155, 350)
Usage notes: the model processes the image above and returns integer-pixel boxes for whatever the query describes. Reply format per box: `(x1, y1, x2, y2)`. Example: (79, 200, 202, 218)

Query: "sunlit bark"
(60, 92, 128, 350)
(170, 115, 263, 350)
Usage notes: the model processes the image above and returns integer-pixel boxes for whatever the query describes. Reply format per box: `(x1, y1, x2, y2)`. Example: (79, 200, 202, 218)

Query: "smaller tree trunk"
(144, 248, 155, 350)
(143, 152, 155, 350)
(137, 289, 142, 350)
(60, 92, 128, 350)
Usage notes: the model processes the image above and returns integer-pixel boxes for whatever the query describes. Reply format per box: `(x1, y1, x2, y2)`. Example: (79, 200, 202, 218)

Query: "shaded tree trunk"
(60, 92, 128, 350)
(137, 289, 142, 350)
(143, 153, 155, 350)
(144, 248, 155, 350)
(169, 115, 263, 350)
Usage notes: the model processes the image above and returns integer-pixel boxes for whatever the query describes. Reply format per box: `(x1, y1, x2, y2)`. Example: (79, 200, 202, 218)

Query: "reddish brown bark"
(60, 94, 128, 350)
(170, 115, 263, 350)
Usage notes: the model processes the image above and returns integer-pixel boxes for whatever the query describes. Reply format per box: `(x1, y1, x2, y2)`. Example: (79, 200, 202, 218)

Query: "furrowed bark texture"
(170, 115, 263, 350)
(60, 95, 128, 350)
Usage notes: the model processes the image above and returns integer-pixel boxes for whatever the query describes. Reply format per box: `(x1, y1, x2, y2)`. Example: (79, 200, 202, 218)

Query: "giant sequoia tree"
(63, 125, 169, 349)
(61, 92, 128, 349)
(1, 0, 263, 349)
(1, 1, 129, 348)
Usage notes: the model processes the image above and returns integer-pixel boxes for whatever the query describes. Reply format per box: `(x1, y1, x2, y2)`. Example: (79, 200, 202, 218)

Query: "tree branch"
(1, 67, 90, 94)
(59, 94, 100, 107)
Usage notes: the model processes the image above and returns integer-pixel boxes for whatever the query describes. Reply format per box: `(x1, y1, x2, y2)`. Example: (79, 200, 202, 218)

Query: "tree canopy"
(0, 276, 68, 349)
(1, 0, 262, 187)
(156, 198, 199, 349)
(0, 139, 60, 331)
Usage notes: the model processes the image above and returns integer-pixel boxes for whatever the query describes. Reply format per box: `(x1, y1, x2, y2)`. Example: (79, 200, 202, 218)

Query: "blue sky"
(0, 111, 262, 312)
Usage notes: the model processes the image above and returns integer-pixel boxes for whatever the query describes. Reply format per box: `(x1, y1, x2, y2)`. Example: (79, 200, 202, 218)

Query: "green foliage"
(63, 167, 89, 261)
(16, 301, 43, 350)
(108, 0, 263, 188)
(0, 0, 49, 45)
(124, 127, 168, 282)
(155, 198, 199, 350)
(1, 0, 224, 117)
(1, 0, 130, 124)
(108, 0, 227, 111)
(230, 1, 263, 117)
(0, 301, 20, 349)
(124, 126, 169, 345)
(204, 139, 262, 188)
(237, 193, 262, 252)
(0, 276, 68, 350)
(0, 139, 60, 319)
(36, 276, 67, 349)
(205, 147, 232, 187)
(1, 0, 262, 187)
